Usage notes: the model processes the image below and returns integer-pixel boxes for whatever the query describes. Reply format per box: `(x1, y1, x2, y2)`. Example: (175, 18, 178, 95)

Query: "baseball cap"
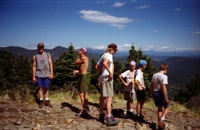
(108, 43, 118, 51)
(130, 61, 136, 66)
(81, 47, 87, 53)
(37, 43, 44, 48)
(139, 60, 147, 67)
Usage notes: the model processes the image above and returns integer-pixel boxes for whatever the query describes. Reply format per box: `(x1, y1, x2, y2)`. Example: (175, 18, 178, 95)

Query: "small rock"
(13, 121, 21, 125)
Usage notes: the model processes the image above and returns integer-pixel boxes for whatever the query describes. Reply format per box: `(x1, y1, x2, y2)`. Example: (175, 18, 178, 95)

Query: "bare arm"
(150, 82, 154, 97)
(75, 57, 84, 65)
(135, 79, 144, 90)
(32, 56, 37, 83)
(161, 84, 170, 103)
(48, 53, 53, 79)
(119, 75, 129, 86)
(103, 59, 112, 80)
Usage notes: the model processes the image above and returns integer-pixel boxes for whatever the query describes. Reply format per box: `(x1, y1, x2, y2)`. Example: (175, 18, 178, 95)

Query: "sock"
(45, 98, 49, 101)
(129, 109, 133, 112)
(107, 114, 112, 117)
(161, 116, 165, 121)
(40, 98, 43, 101)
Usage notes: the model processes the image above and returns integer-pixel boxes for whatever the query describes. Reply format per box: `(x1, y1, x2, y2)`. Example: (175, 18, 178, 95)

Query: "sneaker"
(99, 113, 105, 123)
(160, 116, 165, 121)
(39, 100, 44, 108)
(45, 100, 53, 108)
(107, 116, 120, 126)
(75, 110, 87, 117)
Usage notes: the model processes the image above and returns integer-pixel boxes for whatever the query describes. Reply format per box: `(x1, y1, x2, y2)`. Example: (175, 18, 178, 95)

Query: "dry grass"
(3, 87, 200, 118)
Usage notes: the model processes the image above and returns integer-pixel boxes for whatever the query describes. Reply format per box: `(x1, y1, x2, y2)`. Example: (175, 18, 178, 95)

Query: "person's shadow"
(61, 102, 95, 120)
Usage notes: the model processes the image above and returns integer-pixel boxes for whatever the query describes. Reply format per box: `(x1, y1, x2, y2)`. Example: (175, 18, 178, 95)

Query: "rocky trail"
(0, 98, 200, 130)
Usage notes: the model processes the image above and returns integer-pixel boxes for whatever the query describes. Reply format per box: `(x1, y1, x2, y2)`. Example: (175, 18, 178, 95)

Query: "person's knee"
(158, 107, 163, 112)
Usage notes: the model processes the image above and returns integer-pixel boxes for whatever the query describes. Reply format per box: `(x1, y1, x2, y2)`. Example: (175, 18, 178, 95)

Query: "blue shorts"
(36, 77, 50, 88)
(153, 91, 169, 108)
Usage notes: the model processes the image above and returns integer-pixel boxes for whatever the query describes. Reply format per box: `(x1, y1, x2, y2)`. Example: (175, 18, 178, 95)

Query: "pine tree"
(15, 55, 32, 85)
(123, 44, 156, 99)
(0, 49, 18, 90)
(52, 44, 78, 89)
(124, 44, 139, 71)
(113, 60, 123, 93)
(90, 58, 99, 91)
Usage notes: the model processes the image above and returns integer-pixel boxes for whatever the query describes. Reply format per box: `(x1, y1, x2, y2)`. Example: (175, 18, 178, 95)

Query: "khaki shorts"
(124, 92, 136, 101)
(100, 80, 113, 97)
(78, 74, 89, 93)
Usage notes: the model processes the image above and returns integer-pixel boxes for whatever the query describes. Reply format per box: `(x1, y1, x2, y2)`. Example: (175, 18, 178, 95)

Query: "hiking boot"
(158, 121, 166, 129)
(39, 100, 44, 108)
(99, 113, 105, 123)
(126, 111, 134, 119)
(45, 100, 53, 108)
(107, 116, 120, 126)
(75, 110, 87, 117)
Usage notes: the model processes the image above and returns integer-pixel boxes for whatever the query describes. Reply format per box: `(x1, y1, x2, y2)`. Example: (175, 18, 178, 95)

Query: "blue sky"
(0, 0, 200, 52)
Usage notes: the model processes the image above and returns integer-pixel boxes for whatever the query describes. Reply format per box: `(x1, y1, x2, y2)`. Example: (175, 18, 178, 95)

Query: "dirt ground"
(0, 97, 200, 130)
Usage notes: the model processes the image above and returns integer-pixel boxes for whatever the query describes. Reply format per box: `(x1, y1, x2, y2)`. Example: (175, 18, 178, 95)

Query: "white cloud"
(79, 10, 133, 29)
(94, 44, 200, 52)
(135, 5, 151, 9)
(193, 32, 200, 35)
(94, 45, 106, 50)
(175, 8, 181, 12)
(113, 2, 125, 7)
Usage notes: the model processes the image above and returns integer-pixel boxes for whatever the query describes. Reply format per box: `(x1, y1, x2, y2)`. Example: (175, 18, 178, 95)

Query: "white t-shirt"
(135, 69, 146, 89)
(151, 72, 168, 91)
(98, 53, 113, 83)
(120, 70, 136, 93)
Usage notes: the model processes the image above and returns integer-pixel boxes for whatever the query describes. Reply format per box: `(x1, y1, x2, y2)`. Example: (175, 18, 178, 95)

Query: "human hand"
(138, 86, 144, 90)
(165, 98, 170, 103)
(108, 74, 113, 81)
(124, 83, 129, 87)
(32, 77, 37, 84)
(49, 74, 53, 80)
(72, 70, 79, 76)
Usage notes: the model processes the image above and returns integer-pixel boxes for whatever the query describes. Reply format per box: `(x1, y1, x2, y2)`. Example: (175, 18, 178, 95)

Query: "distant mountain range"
(1, 46, 200, 98)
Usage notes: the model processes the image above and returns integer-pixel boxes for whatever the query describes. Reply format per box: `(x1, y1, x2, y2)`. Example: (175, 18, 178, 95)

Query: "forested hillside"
(1, 45, 200, 105)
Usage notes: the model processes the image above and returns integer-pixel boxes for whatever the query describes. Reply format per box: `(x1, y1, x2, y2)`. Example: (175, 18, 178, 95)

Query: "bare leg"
(139, 100, 145, 115)
(106, 97, 112, 116)
(79, 93, 85, 109)
(38, 87, 44, 100)
(136, 100, 145, 116)
(84, 93, 88, 108)
(127, 101, 133, 111)
(157, 107, 163, 121)
(43, 88, 49, 99)
(162, 107, 170, 119)
(136, 101, 140, 115)
(99, 96, 105, 113)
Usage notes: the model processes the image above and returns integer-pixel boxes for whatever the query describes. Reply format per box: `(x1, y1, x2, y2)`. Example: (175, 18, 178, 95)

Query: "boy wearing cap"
(135, 60, 147, 120)
(32, 42, 53, 108)
(119, 61, 137, 118)
(73, 48, 89, 117)
(150, 63, 170, 127)
(97, 43, 120, 126)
